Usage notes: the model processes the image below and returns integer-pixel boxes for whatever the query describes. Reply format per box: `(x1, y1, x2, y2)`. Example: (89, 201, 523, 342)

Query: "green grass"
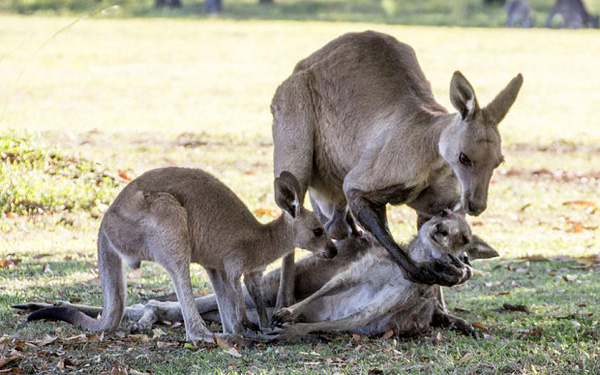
(0, 16, 599, 374)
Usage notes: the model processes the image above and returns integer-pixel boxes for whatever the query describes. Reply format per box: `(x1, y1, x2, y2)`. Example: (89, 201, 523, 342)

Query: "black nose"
(467, 201, 476, 214)
(326, 243, 338, 259)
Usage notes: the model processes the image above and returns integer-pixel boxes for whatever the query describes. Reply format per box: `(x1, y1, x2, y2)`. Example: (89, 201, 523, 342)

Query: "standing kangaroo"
(505, 1, 534, 27)
(269, 210, 496, 341)
(17, 211, 498, 339)
(27, 167, 337, 344)
(545, 0, 599, 28)
(272, 31, 522, 305)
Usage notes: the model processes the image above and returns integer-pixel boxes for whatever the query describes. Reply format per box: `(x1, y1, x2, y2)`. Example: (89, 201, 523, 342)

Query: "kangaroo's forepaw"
(269, 307, 295, 328)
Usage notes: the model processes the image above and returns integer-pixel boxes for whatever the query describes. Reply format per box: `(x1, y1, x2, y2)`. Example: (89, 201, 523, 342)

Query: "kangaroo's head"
(418, 209, 499, 266)
(440, 71, 523, 216)
(420, 210, 472, 260)
(274, 171, 338, 259)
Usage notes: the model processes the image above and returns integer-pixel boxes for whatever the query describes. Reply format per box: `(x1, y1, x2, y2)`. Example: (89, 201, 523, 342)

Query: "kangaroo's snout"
(466, 199, 486, 216)
(320, 242, 338, 259)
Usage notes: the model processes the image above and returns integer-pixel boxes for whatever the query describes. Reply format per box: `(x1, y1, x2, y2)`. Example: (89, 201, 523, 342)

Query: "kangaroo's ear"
(450, 71, 480, 120)
(482, 73, 523, 125)
(274, 171, 302, 218)
(466, 235, 500, 260)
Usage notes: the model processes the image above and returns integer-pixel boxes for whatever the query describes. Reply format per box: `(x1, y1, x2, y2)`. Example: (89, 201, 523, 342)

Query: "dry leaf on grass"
(471, 322, 488, 333)
(0, 259, 21, 269)
(128, 268, 144, 279)
(252, 208, 279, 217)
(458, 353, 474, 362)
(495, 303, 530, 314)
(562, 200, 596, 208)
(225, 347, 242, 358)
(381, 330, 394, 340)
(0, 354, 23, 369)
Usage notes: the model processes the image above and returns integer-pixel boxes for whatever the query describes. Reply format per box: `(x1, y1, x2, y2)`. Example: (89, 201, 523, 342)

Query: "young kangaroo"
(27, 167, 337, 344)
(269, 210, 488, 341)
(272, 31, 523, 305)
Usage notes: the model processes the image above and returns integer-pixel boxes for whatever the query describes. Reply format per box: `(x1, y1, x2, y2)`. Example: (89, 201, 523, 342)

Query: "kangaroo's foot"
(432, 308, 480, 339)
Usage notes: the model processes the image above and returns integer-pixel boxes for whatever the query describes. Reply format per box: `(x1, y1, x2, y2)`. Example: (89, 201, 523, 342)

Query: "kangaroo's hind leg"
(144, 192, 215, 344)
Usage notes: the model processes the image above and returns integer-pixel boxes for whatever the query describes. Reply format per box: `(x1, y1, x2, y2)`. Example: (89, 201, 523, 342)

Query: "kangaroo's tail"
(27, 231, 126, 332)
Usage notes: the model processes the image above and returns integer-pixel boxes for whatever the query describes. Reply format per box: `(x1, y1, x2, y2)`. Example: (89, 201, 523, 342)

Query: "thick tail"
(27, 231, 126, 332)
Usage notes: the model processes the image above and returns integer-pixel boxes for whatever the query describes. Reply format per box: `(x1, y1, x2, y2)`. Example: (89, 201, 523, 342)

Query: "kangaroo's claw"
(269, 307, 294, 328)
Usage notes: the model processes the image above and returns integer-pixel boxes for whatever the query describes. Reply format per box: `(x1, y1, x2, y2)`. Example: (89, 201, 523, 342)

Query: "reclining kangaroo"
(18, 211, 498, 339)
(272, 31, 522, 303)
(26, 167, 337, 344)
(269, 210, 493, 341)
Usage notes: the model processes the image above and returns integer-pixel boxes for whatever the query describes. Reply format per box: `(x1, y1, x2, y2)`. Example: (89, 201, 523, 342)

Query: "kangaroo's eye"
(313, 228, 324, 237)
(462, 235, 470, 245)
(459, 153, 472, 167)
(439, 229, 449, 237)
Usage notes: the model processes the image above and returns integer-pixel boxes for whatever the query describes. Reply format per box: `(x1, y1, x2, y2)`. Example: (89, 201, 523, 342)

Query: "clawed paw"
(269, 307, 294, 328)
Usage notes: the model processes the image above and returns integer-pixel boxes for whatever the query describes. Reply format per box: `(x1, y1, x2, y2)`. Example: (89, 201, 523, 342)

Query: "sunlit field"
(0, 16, 599, 373)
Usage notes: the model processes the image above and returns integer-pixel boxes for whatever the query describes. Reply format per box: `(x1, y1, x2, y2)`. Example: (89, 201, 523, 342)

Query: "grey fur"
(26, 167, 337, 344)
(271, 31, 522, 291)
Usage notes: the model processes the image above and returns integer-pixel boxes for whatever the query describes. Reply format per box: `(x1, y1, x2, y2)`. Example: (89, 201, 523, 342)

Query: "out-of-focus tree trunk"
(205, 0, 222, 13)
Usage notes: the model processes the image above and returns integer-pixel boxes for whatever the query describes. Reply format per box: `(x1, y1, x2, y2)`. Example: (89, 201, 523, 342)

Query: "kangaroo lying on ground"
(269, 210, 494, 341)
(18, 211, 498, 340)
(272, 31, 522, 306)
(26, 167, 337, 344)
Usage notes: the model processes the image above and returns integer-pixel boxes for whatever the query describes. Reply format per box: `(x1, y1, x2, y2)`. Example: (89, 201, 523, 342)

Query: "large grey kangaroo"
(18, 211, 498, 340)
(272, 31, 523, 305)
(26, 167, 337, 344)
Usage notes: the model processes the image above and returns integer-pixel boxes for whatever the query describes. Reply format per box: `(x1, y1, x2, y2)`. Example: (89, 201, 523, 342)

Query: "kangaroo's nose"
(324, 242, 338, 259)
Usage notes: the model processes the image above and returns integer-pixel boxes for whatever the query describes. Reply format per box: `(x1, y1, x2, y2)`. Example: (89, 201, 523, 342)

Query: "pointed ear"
(274, 171, 302, 218)
(450, 71, 480, 120)
(482, 73, 523, 125)
(466, 235, 500, 260)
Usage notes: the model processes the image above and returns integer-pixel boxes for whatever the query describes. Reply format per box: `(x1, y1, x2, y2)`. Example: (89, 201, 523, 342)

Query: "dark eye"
(440, 229, 449, 237)
(459, 153, 472, 167)
(313, 228, 324, 237)
(462, 235, 470, 245)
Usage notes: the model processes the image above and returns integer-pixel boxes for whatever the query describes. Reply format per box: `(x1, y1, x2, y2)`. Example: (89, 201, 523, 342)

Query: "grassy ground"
(0, 16, 599, 374)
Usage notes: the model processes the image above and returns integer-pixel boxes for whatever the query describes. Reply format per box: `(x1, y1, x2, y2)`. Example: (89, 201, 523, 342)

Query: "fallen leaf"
(29, 336, 58, 346)
(351, 333, 362, 342)
(129, 370, 151, 375)
(0, 354, 22, 369)
(495, 304, 530, 314)
(567, 222, 583, 233)
(128, 268, 144, 279)
(225, 347, 241, 358)
(471, 322, 488, 333)
(110, 361, 128, 375)
(118, 170, 133, 182)
(152, 328, 166, 340)
(252, 208, 279, 217)
(32, 254, 51, 260)
(497, 291, 511, 296)
(563, 200, 596, 208)
(458, 353, 474, 362)
(381, 330, 394, 340)
(127, 334, 150, 343)
(214, 335, 232, 350)
(0, 259, 21, 269)
(43, 263, 52, 273)
(430, 331, 443, 345)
